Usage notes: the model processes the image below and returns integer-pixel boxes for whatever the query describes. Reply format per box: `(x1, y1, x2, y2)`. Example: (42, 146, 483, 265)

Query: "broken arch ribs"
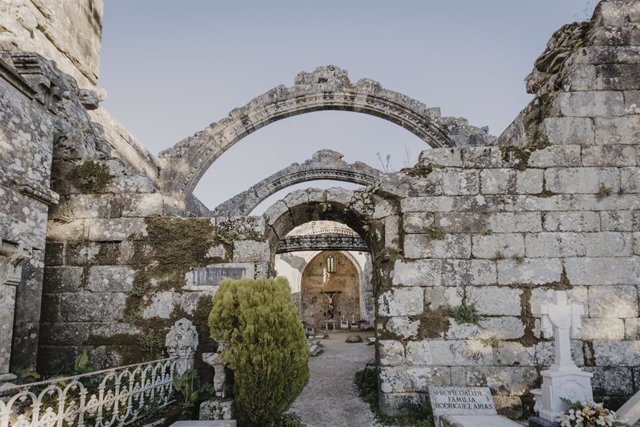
(158, 65, 494, 196)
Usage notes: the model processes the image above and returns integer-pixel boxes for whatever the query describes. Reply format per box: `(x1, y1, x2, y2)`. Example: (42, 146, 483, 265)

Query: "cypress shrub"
(208, 277, 309, 426)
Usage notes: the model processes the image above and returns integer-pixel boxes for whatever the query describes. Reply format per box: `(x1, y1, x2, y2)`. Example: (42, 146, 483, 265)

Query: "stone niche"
(300, 251, 361, 330)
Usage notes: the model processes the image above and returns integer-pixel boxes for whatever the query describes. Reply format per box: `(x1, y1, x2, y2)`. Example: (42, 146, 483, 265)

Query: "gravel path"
(290, 331, 381, 427)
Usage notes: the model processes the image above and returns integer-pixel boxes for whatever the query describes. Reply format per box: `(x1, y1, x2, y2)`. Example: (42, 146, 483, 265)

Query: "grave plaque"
(191, 266, 246, 287)
(429, 386, 496, 425)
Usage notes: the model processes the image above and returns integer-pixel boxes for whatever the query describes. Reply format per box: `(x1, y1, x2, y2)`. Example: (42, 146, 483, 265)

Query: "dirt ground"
(289, 330, 381, 427)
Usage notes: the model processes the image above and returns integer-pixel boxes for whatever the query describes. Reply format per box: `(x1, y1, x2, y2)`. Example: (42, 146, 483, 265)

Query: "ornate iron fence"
(0, 357, 177, 427)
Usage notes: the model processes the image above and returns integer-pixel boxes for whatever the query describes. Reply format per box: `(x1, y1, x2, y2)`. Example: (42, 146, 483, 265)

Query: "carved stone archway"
(158, 65, 494, 198)
(212, 149, 381, 216)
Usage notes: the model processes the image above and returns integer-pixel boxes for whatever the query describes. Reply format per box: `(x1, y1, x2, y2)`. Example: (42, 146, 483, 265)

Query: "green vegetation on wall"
(209, 277, 309, 427)
(68, 161, 113, 193)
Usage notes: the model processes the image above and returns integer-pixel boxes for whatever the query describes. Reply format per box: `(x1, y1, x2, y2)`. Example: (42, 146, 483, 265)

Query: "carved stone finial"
(294, 65, 351, 87)
(165, 318, 198, 375)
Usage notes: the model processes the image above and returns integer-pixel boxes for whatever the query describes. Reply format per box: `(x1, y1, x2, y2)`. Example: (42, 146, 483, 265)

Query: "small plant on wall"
(208, 277, 309, 427)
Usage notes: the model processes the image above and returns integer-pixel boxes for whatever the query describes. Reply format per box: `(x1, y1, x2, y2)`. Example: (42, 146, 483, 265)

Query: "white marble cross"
(539, 291, 584, 371)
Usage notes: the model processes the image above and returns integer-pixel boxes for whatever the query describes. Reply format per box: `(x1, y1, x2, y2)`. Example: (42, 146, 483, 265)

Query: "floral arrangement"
(558, 400, 626, 427)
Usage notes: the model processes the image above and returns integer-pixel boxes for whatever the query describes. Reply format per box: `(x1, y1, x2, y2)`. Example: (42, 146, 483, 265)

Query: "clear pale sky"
(100, 1, 596, 212)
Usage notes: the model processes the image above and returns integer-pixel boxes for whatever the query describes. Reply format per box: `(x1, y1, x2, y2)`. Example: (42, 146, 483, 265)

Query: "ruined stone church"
(1, 0, 639, 419)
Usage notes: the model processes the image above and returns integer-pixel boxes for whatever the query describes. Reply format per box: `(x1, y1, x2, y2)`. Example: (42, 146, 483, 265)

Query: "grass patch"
(448, 303, 481, 325)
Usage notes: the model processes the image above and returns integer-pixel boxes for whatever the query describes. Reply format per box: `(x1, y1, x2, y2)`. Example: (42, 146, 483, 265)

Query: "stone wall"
(377, 0, 640, 416)
(0, 0, 103, 88)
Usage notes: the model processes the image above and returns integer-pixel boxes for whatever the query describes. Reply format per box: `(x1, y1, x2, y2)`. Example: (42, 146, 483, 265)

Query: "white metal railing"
(0, 357, 177, 427)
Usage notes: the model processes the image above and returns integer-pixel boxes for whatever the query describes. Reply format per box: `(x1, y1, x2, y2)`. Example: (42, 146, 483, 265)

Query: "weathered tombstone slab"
(185, 263, 255, 289)
(429, 386, 497, 426)
(441, 415, 522, 427)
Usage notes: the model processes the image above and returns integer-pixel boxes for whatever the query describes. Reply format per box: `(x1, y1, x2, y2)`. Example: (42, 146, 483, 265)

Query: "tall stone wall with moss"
(40, 212, 270, 373)
(377, 0, 640, 417)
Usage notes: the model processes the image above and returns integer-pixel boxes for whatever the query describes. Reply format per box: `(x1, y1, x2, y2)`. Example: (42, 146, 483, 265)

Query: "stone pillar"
(0, 239, 31, 381)
(165, 318, 199, 376)
(200, 342, 234, 421)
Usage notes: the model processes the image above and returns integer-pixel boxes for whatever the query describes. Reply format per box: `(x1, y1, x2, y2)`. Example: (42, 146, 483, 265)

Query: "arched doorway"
(300, 251, 361, 331)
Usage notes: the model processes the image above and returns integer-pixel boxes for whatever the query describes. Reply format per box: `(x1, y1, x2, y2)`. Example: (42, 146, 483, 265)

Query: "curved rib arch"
(158, 65, 494, 197)
(212, 149, 381, 216)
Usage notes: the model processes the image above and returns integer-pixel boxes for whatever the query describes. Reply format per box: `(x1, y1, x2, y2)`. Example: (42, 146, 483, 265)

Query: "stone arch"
(300, 250, 361, 330)
(212, 149, 381, 216)
(158, 65, 494, 197)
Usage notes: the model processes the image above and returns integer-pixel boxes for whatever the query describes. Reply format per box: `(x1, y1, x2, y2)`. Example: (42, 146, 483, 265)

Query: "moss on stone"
(68, 161, 113, 193)
(448, 303, 480, 325)
(411, 307, 450, 339)
(426, 224, 447, 240)
(400, 164, 433, 178)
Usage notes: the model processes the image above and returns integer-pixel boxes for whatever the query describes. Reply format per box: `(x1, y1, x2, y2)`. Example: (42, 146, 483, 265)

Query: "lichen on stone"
(68, 160, 113, 193)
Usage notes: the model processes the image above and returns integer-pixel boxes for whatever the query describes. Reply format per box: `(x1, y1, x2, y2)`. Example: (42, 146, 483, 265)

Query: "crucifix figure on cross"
(539, 290, 584, 371)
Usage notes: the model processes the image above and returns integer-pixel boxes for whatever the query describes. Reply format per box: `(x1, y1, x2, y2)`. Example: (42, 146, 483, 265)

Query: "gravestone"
(529, 291, 592, 427)
(429, 387, 521, 427)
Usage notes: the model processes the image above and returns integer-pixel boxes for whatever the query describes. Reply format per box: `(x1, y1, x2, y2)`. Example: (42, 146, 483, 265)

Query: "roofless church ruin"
(1, 1, 640, 426)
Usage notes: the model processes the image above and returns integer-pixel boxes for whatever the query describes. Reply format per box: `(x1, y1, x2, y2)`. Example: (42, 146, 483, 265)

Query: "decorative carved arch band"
(158, 65, 494, 197)
(212, 150, 381, 216)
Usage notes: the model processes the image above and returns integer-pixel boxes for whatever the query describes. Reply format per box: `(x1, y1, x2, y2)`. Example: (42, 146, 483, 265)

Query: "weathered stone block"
(87, 266, 134, 292)
(583, 232, 633, 256)
(582, 145, 637, 167)
(43, 266, 83, 293)
(465, 366, 538, 395)
(378, 287, 424, 316)
(232, 240, 269, 262)
(545, 167, 619, 194)
(543, 211, 600, 232)
(601, 210, 634, 231)
(462, 147, 511, 168)
(406, 340, 493, 366)
(594, 341, 640, 366)
(419, 148, 462, 167)
(480, 169, 543, 195)
(472, 234, 524, 259)
(525, 233, 586, 257)
(434, 212, 488, 234)
(85, 218, 146, 241)
(61, 293, 128, 322)
(581, 318, 625, 340)
(379, 340, 406, 366)
(622, 168, 640, 193)
(595, 1, 640, 26)
(497, 259, 563, 285)
(379, 366, 451, 393)
(392, 259, 442, 286)
(591, 366, 634, 396)
(565, 257, 640, 285)
(385, 317, 420, 340)
(466, 287, 522, 316)
(557, 91, 624, 117)
(541, 117, 594, 145)
(424, 287, 463, 309)
(595, 116, 640, 145)
(562, 64, 596, 92)
(624, 318, 640, 339)
(625, 91, 640, 114)
(486, 212, 541, 233)
(494, 342, 536, 366)
(588, 285, 638, 318)
(441, 170, 479, 195)
(403, 234, 471, 259)
(441, 259, 497, 285)
(402, 212, 434, 233)
(596, 64, 640, 91)
(528, 146, 582, 167)
(117, 193, 165, 217)
(401, 196, 454, 213)
(47, 219, 86, 241)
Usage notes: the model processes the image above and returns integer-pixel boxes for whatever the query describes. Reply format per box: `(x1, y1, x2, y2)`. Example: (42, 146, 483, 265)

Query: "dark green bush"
(209, 277, 309, 426)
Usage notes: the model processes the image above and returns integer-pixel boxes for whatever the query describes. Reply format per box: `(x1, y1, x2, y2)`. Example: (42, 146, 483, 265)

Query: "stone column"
(0, 239, 30, 382)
